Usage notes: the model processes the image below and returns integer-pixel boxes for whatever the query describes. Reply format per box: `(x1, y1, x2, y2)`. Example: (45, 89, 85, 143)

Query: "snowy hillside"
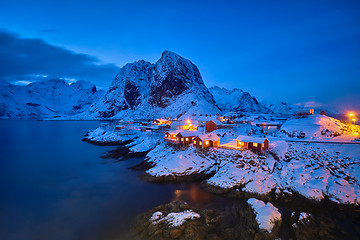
(209, 86, 270, 113)
(280, 114, 347, 138)
(81, 51, 220, 119)
(0, 79, 104, 118)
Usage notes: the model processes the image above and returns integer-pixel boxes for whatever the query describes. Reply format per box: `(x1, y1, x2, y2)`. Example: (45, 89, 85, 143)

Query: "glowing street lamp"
(352, 118, 356, 124)
(349, 113, 354, 117)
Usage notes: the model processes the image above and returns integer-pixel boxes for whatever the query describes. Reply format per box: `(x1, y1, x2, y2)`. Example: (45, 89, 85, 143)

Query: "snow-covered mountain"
(267, 102, 300, 115)
(82, 51, 220, 119)
(0, 79, 104, 118)
(209, 86, 270, 113)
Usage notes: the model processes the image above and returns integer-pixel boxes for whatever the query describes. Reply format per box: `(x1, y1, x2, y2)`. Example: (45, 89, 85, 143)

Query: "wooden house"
(205, 119, 224, 132)
(236, 135, 269, 151)
(159, 124, 171, 130)
(153, 118, 171, 125)
(164, 130, 181, 140)
(193, 133, 220, 149)
(170, 120, 199, 131)
(176, 131, 197, 144)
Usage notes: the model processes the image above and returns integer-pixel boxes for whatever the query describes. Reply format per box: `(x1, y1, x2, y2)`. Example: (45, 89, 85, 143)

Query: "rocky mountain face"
(84, 51, 220, 119)
(0, 79, 104, 118)
(209, 86, 270, 113)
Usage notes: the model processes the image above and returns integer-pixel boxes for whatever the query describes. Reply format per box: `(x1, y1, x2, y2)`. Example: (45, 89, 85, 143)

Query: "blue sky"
(0, 0, 359, 111)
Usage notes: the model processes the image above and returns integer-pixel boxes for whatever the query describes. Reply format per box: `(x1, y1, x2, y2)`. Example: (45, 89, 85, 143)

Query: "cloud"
(295, 101, 323, 108)
(0, 30, 120, 87)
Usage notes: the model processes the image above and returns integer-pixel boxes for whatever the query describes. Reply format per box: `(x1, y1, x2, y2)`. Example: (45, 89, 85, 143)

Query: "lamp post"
(352, 118, 356, 125)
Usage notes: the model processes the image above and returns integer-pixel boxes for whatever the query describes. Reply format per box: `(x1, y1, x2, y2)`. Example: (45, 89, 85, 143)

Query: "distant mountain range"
(0, 51, 308, 119)
(0, 79, 104, 118)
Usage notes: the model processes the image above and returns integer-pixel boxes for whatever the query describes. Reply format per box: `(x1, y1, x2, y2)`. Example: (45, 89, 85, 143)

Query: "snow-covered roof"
(154, 118, 169, 122)
(159, 124, 169, 127)
(166, 130, 181, 135)
(170, 120, 199, 127)
(197, 132, 220, 141)
(207, 119, 223, 125)
(236, 135, 268, 143)
(177, 131, 198, 137)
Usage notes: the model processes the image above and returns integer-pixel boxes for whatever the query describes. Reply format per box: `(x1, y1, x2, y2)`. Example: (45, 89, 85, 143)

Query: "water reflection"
(173, 184, 216, 207)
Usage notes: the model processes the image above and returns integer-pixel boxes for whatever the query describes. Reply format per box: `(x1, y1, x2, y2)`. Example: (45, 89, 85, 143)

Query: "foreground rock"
(133, 200, 208, 240)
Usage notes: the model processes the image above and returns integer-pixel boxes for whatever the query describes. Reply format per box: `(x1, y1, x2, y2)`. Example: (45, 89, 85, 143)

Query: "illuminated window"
(194, 140, 197, 144)
(181, 138, 184, 141)
(177, 138, 179, 141)
(185, 138, 188, 141)
(200, 141, 202, 145)
(253, 143, 258, 147)
(206, 141, 209, 145)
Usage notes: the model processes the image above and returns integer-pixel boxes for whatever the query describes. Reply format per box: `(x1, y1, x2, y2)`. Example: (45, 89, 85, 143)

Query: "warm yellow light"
(352, 118, 356, 122)
(349, 113, 354, 117)
(206, 141, 209, 145)
(187, 120, 191, 124)
(185, 138, 188, 141)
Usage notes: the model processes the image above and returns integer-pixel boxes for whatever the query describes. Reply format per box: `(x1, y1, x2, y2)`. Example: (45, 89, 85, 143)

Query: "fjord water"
(0, 120, 224, 240)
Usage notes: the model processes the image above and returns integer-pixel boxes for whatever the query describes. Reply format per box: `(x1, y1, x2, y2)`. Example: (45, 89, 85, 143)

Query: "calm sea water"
(0, 120, 226, 240)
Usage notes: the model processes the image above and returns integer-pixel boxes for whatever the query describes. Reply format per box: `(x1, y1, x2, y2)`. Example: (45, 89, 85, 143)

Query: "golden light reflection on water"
(173, 184, 212, 205)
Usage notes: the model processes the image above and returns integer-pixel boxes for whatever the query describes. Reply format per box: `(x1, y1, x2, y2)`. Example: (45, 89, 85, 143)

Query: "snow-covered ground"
(247, 198, 281, 232)
(149, 210, 200, 228)
(85, 123, 360, 205)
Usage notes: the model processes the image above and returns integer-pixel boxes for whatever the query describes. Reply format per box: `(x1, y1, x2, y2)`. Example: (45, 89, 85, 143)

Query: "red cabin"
(236, 135, 269, 151)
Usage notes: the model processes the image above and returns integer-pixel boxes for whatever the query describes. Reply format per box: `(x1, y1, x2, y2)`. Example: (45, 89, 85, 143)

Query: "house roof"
(197, 132, 220, 141)
(207, 119, 223, 125)
(177, 131, 198, 137)
(236, 135, 268, 144)
(166, 130, 181, 135)
(155, 118, 168, 122)
(170, 120, 199, 127)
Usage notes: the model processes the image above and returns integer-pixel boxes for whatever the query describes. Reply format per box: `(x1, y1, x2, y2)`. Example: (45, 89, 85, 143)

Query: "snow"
(84, 121, 360, 205)
(197, 132, 220, 141)
(247, 198, 281, 232)
(236, 135, 268, 143)
(0, 79, 104, 119)
(281, 114, 346, 139)
(149, 210, 200, 228)
(79, 51, 220, 120)
(209, 86, 270, 113)
(146, 144, 215, 177)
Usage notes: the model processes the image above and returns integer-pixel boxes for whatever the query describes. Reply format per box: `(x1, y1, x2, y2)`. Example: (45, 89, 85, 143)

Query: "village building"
(164, 130, 181, 141)
(205, 119, 225, 132)
(158, 124, 171, 130)
(153, 118, 171, 125)
(170, 120, 199, 131)
(176, 131, 197, 144)
(139, 122, 149, 126)
(236, 135, 269, 151)
(193, 132, 220, 149)
(296, 109, 314, 117)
